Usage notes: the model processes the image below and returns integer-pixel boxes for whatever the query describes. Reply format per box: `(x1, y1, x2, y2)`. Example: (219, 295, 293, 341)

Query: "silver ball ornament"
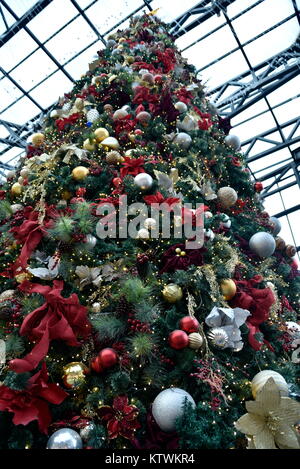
(85, 234, 97, 249)
(80, 423, 95, 442)
(86, 109, 100, 123)
(134, 172, 153, 190)
(10, 203, 23, 213)
(173, 132, 192, 149)
(152, 388, 196, 432)
(207, 327, 229, 349)
(249, 232, 276, 258)
(91, 302, 101, 313)
(225, 134, 241, 150)
(136, 228, 150, 239)
(269, 216, 281, 235)
(174, 101, 187, 114)
(46, 428, 83, 449)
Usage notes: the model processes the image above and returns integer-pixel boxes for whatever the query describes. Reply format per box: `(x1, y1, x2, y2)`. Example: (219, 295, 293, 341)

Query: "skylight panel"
(226, 0, 264, 19)
(85, 0, 143, 34)
(0, 77, 23, 111)
(64, 41, 104, 79)
(0, 29, 36, 70)
(9, 49, 57, 91)
(151, 0, 200, 23)
(30, 71, 73, 108)
(0, 96, 40, 125)
(273, 97, 300, 125)
(176, 15, 225, 51)
(6, 0, 38, 18)
(268, 76, 300, 107)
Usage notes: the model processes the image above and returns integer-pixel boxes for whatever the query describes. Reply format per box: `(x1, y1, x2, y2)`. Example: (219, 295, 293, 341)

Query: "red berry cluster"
(127, 316, 151, 333)
(136, 253, 149, 265)
(159, 353, 175, 367)
(72, 233, 86, 242)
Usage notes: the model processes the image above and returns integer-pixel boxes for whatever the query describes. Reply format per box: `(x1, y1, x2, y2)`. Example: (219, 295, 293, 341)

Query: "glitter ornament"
(72, 166, 89, 181)
(136, 111, 151, 123)
(11, 183, 22, 196)
(173, 132, 192, 149)
(152, 388, 196, 432)
(207, 327, 229, 349)
(275, 236, 285, 250)
(106, 151, 123, 164)
(251, 370, 288, 399)
(141, 72, 154, 84)
(286, 245, 296, 258)
(86, 109, 100, 123)
(46, 429, 83, 449)
(62, 362, 88, 390)
(217, 186, 238, 208)
(162, 284, 183, 303)
(220, 279, 237, 300)
(31, 133, 45, 147)
(188, 332, 203, 349)
(249, 232, 276, 258)
(134, 173, 153, 190)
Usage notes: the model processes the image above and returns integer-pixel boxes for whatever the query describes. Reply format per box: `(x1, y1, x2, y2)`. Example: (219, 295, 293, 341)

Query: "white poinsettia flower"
(75, 265, 102, 289)
(28, 255, 60, 281)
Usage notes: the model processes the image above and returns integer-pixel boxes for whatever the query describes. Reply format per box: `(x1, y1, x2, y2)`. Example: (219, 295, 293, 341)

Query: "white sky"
(0, 0, 299, 258)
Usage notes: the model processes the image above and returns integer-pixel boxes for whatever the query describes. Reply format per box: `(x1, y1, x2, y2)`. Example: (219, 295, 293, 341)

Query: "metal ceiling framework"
(0, 0, 299, 250)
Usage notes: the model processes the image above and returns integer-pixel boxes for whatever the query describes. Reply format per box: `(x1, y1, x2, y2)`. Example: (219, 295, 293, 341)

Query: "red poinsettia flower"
(114, 114, 136, 137)
(143, 191, 180, 211)
(0, 362, 67, 433)
(175, 87, 193, 104)
(0, 190, 6, 200)
(98, 395, 140, 440)
(55, 113, 81, 131)
(120, 156, 145, 178)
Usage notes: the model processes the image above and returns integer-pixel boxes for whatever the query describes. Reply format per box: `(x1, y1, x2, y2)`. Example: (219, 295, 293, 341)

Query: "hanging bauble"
(106, 151, 123, 165)
(31, 133, 45, 147)
(204, 211, 213, 219)
(174, 101, 187, 114)
(217, 187, 238, 208)
(220, 278, 237, 301)
(46, 429, 83, 449)
(136, 111, 151, 124)
(112, 109, 128, 120)
(249, 232, 276, 258)
(207, 327, 229, 349)
(106, 39, 116, 48)
(10, 203, 23, 213)
(224, 134, 241, 150)
(86, 109, 100, 123)
(275, 236, 285, 251)
(18, 176, 24, 185)
(103, 104, 113, 113)
(122, 105, 131, 113)
(204, 228, 215, 241)
(141, 72, 155, 85)
(152, 388, 196, 432)
(6, 170, 16, 180)
(269, 216, 281, 235)
(286, 245, 296, 258)
(83, 139, 96, 151)
(100, 348, 118, 368)
(11, 183, 22, 197)
(72, 166, 89, 181)
(254, 182, 263, 193)
(50, 109, 60, 118)
(134, 173, 153, 190)
(162, 284, 183, 303)
(173, 132, 192, 149)
(144, 217, 157, 229)
(85, 234, 97, 249)
(220, 214, 231, 229)
(62, 362, 89, 390)
(91, 302, 101, 313)
(188, 332, 203, 350)
(251, 370, 289, 399)
(80, 422, 95, 442)
(91, 355, 104, 373)
(100, 137, 120, 150)
(169, 330, 189, 350)
(179, 316, 199, 333)
(112, 177, 122, 187)
(93, 128, 109, 143)
(20, 168, 29, 178)
(136, 228, 150, 239)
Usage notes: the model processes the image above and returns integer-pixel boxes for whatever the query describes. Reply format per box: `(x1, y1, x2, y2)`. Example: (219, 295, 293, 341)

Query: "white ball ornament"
(249, 232, 276, 258)
(134, 173, 153, 190)
(137, 228, 150, 239)
(46, 428, 83, 449)
(269, 216, 281, 235)
(251, 370, 289, 399)
(106, 39, 116, 48)
(220, 214, 231, 229)
(285, 321, 300, 337)
(152, 388, 196, 432)
(6, 170, 16, 180)
(174, 101, 187, 114)
(204, 229, 215, 241)
(144, 218, 157, 229)
(217, 187, 238, 208)
(20, 168, 29, 178)
(112, 109, 128, 120)
(225, 134, 241, 150)
(85, 234, 97, 249)
(204, 211, 213, 219)
(10, 204, 23, 213)
(136, 111, 151, 123)
(173, 132, 192, 149)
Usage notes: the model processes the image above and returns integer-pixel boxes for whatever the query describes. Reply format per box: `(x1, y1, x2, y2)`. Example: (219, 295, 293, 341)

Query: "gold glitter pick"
(147, 8, 160, 16)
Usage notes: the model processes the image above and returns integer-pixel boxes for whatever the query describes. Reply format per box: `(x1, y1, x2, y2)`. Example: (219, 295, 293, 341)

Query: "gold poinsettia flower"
(235, 377, 300, 449)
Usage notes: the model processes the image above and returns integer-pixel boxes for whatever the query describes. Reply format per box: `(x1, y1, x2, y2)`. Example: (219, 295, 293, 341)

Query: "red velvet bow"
(9, 206, 53, 277)
(144, 191, 180, 211)
(55, 113, 81, 131)
(120, 156, 145, 178)
(0, 362, 67, 433)
(9, 280, 91, 373)
(229, 276, 275, 351)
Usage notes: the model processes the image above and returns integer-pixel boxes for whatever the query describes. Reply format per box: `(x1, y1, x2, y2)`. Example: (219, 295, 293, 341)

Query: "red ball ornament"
(254, 182, 263, 193)
(179, 316, 199, 333)
(99, 348, 118, 368)
(91, 355, 104, 373)
(112, 177, 122, 187)
(168, 330, 189, 350)
(134, 129, 143, 135)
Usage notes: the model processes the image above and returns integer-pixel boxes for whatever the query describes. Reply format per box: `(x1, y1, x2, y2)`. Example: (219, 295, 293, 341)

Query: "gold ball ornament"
(106, 151, 123, 164)
(94, 128, 109, 142)
(220, 279, 237, 300)
(11, 183, 22, 197)
(251, 370, 289, 399)
(188, 332, 203, 350)
(83, 139, 96, 151)
(31, 133, 45, 147)
(217, 187, 238, 208)
(61, 190, 72, 201)
(72, 166, 89, 181)
(100, 137, 120, 150)
(62, 362, 89, 390)
(162, 284, 183, 303)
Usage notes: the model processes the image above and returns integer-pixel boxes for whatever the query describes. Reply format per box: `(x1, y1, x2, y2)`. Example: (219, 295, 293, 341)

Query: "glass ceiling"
(0, 0, 299, 259)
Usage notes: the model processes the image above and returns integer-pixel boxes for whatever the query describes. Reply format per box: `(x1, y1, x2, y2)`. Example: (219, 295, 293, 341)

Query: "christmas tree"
(0, 12, 299, 450)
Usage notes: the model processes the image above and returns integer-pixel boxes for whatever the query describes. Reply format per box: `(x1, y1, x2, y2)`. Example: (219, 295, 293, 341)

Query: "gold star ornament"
(235, 377, 300, 449)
